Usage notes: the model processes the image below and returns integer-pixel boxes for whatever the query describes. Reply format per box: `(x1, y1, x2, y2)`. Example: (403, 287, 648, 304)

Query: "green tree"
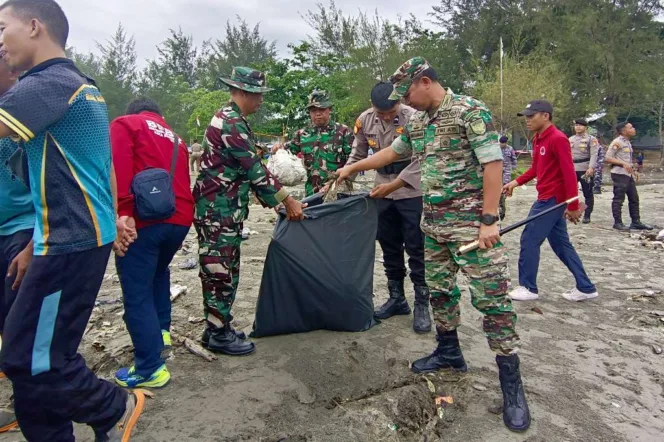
(156, 27, 198, 87)
(197, 18, 277, 89)
(181, 89, 230, 141)
(96, 23, 137, 120)
(473, 55, 571, 138)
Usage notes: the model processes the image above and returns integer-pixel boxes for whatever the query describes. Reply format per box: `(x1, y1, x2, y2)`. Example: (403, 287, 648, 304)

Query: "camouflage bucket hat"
(388, 56, 431, 100)
(219, 66, 274, 93)
(306, 90, 333, 109)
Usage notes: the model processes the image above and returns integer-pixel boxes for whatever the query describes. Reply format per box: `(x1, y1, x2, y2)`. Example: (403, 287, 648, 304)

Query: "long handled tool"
(457, 196, 580, 255)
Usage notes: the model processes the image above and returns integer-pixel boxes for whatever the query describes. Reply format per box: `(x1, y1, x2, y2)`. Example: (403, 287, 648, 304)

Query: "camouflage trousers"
(425, 236, 519, 355)
(195, 221, 242, 328)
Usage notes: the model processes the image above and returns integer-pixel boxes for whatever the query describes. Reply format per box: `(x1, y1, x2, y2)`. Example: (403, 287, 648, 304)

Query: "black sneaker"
(582, 217, 591, 224)
(613, 223, 630, 231)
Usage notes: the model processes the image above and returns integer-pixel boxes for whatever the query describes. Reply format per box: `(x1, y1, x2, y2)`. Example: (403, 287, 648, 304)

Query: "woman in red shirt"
(111, 98, 194, 388)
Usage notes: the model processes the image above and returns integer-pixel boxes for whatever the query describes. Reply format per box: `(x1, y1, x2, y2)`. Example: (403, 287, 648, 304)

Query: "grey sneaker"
(96, 390, 145, 442)
(0, 400, 17, 433)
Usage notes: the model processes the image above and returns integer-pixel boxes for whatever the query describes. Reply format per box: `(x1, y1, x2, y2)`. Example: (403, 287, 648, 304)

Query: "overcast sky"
(59, 0, 442, 64)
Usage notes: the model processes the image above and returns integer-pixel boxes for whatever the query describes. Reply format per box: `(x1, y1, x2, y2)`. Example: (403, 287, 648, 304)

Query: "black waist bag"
(131, 136, 180, 221)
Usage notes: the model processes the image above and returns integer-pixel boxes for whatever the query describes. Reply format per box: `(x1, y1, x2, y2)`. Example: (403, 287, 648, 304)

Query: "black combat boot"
(204, 324, 255, 356)
(411, 329, 468, 374)
(201, 325, 246, 347)
(613, 223, 629, 231)
(412, 286, 432, 334)
(630, 221, 653, 231)
(374, 280, 411, 320)
(497, 354, 531, 432)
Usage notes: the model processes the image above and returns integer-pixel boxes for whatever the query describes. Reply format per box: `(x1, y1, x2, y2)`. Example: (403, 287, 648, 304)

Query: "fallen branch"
(172, 331, 218, 362)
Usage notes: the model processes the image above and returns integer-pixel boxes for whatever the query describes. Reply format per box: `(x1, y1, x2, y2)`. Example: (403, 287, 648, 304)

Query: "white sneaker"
(509, 286, 539, 301)
(562, 288, 599, 302)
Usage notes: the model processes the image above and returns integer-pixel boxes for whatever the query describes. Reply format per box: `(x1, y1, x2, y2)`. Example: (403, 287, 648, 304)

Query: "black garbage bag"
(251, 192, 379, 337)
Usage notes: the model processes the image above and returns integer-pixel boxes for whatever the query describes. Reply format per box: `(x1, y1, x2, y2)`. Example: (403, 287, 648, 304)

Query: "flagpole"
(500, 37, 504, 133)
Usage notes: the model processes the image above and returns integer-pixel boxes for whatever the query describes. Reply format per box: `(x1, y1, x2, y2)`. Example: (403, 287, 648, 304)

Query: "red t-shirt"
(516, 124, 580, 211)
(111, 111, 195, 230)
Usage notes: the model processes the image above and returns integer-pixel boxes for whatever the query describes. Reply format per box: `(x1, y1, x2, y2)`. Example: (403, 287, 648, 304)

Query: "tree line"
(67, 0, 664, 154)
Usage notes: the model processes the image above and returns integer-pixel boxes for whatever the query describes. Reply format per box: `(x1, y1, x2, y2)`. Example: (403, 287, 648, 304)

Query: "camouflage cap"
(306, 90, 333, 109)
(388, 57, 431, 100)
(219, 66, 274, 93)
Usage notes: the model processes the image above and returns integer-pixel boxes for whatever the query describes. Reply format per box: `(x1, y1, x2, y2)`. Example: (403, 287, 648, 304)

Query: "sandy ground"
(1, 173, 664, 442)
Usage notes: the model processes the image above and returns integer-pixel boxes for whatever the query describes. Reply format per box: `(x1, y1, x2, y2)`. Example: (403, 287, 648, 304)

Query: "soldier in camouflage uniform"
(336, 57, 530, 433)
(194, 67, 305, 356)
(273, 90, 353, 196)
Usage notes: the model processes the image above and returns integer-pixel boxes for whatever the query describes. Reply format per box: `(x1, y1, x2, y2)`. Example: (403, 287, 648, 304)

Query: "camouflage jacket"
(193, 102, 289, 226)
(391, 91, 503, 242)
(285, 121, 354, 196)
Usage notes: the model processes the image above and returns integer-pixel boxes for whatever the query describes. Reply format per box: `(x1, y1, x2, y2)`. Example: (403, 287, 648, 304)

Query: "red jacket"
(516, 124, 580, 211)
(111, 111, 195, 230)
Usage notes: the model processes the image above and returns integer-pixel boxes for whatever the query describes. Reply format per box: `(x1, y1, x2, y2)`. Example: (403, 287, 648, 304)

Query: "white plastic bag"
(267, 149, 307, 186)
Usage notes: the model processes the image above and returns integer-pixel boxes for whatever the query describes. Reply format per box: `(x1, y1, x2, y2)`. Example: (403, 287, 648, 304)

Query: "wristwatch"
(480, 214, 499, 226)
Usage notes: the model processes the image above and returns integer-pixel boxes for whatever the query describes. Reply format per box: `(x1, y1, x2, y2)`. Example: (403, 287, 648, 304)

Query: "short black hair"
(0, 0, 69, 49)
(371, 82, 398, 111)
(616, 121, 629, 134)
(125, 97, 162, 116)
(499, 136, 509, 143)
(574, 118, 588, 126)
(417, 67, 439, 83)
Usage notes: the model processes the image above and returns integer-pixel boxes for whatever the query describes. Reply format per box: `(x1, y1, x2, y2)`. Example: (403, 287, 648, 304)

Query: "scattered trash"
(242, 227, 250, 240)
(388, 424, 398, 431)
(170, 285, 188, 302)
(652, 344, 663, 355)
(424, 376, 436, 394)
(436, 396, 453, 406)
(92, 341, 105, 351)
(576, 345, 590, 353)
(472, 384, 487, 392)
(612, 402, 621, 408)
(531, 307, 544, 315)
(434, 396, 453, 419)
(178, 258, 198, 270)
(267, 149, 306, 186)
(650, 311, 664, 317)
(102, 321, 112, 327)
(625, 315, 636, 323)
(657, 229, 664, 241)
(188, 316, 205, 324)
(142, 390, 155, 399)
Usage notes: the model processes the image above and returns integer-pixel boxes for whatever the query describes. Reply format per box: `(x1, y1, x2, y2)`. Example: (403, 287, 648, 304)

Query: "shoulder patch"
(469, 119, 487, 136)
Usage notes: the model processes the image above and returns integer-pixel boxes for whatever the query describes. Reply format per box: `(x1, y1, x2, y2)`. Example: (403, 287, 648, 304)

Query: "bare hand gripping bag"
(251, 192, 379, 337)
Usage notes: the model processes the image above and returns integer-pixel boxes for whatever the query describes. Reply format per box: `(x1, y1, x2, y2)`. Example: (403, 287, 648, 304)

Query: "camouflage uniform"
(284, 91, 354, 196)
(194, 68, 288, 329)
(389, 57, 518, 356)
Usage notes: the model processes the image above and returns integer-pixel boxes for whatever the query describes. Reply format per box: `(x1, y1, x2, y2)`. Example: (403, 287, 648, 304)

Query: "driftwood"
(171, 331, 218, 362)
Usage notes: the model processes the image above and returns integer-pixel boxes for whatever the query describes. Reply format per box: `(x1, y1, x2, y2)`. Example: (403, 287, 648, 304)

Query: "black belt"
(573, 157, 591, 164)
(377, 160, 411, 175)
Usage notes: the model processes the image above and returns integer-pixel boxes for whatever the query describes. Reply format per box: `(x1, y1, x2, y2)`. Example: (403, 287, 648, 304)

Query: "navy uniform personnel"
(346, 81, 430, 333)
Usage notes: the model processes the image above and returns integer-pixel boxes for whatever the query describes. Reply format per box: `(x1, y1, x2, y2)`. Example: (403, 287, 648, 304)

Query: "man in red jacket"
(503, 100, 598, 303)
(111, 97, 195, 388)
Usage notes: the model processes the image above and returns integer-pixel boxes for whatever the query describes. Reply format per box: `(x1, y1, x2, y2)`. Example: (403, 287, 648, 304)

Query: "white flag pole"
(500, 36, 504, 133)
